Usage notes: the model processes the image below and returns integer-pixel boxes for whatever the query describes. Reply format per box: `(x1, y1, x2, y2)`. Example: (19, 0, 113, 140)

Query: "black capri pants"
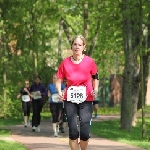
(22, 101, 31, 116)
(64, 101, 93, 141)
(50, 103, 63, 123)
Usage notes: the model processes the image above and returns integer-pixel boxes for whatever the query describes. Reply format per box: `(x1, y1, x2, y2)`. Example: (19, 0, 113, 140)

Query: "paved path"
(0, 115, 145, 150)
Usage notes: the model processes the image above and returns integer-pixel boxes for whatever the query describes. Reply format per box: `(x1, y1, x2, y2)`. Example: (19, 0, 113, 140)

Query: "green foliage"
(0, 85, 23, 118)
(0, 0, 149, 124)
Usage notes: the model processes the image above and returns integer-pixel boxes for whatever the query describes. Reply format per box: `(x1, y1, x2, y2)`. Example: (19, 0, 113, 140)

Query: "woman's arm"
(92, 78, 99, 91)
(48, 90, 51, 98)
(56, 78, 64, 100)
(24, 88, 33, 98)
(17, 93, 21, 99)
(92, 79, 99, 98)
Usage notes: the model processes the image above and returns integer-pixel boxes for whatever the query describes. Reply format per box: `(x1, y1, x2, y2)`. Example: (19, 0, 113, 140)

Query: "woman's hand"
(24, 88, 28, 92)
(58, 92, 64, 101)
(37, 91, 41, 95)
(91, 89, 98, 99)
(17, 94, 21, 99)
(24, 88, 33, 98)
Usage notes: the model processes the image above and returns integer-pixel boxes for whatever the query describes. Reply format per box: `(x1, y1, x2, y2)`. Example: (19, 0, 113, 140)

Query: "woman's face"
(71, 38, 85, 55)
(52, 75, 57, 83)
(24, 81, 29, 87)
(35, 77, 40, 85)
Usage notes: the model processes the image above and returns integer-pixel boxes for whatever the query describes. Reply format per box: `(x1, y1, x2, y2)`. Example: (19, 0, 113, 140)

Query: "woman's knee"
(80, 120, 91, 141)
(69, 130, 79, 140)
(80, 132, 90, 141)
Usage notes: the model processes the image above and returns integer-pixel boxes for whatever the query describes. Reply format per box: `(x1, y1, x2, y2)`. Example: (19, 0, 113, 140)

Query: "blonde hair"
(24, 79, 29, 83)
(71, 35, 86, 51)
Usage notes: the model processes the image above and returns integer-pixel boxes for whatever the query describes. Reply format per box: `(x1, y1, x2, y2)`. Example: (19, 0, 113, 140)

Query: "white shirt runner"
(67, 86, 86, 104)
(22, 95, 30, 102)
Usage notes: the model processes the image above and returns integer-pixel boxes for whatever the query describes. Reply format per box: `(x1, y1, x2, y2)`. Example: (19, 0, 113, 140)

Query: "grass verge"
(0, 140, 26, 150)
(91, 117, 150, 150)
(0, 117, 28, 150)
(0, 111, 51, 150)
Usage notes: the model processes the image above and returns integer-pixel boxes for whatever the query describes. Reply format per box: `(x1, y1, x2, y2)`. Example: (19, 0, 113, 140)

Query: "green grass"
(91, 117, 150, 150)
(0, 117, 27, 149)
(0, 129, 11, 136)
(0, 112, 51, 127)
(0, 140, 26, 150)
(97, 105, 150, 115)
(97, 106, 121, 114)
(91, 105, 150, 149)
(0, 117, 23, 126)
(0, 112, 51, 150)
(41, 111, 51, 120)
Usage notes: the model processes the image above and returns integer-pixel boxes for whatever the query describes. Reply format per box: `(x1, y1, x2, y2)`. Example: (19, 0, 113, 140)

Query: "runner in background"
(17, 79, 32, 127)
(30, 76, 47, 132)
(93, 85, 100, 119)
(59, 79, 68, 133)
(48, 74, 66, 137)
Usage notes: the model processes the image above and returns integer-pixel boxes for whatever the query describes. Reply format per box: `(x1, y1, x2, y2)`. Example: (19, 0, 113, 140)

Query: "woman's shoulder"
(62, 56, 71, 63)
(48, 83, 54, 86)
(48, 83, 56, 89)
(59, 56, 71, 67)
(84, 55, 95, 62)
(84, 55, 93, 60)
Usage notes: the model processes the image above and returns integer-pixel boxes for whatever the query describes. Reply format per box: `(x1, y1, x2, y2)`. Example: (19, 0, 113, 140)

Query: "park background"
(0, 0, 150, 139)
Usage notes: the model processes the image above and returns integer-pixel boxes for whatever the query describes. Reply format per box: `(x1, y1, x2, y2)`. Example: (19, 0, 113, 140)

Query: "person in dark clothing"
(17, 79, 32, 127)
(30, 76, 47, 132)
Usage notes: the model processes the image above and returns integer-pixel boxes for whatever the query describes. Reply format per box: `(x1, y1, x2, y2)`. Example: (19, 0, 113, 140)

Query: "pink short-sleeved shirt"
(56, 55, 98, 101)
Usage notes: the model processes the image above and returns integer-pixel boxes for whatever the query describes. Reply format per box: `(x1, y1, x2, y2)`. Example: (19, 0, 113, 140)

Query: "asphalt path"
(0, 114, 146, 150)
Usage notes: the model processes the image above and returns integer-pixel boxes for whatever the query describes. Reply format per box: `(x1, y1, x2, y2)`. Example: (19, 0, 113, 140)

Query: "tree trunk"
(3, 61, 7, 118)
(121, 0, 141, 130)
(58, 18, 63, 60)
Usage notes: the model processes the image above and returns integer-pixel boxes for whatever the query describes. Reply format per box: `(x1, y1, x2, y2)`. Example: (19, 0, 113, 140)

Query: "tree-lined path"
(1, 115, 145, 150)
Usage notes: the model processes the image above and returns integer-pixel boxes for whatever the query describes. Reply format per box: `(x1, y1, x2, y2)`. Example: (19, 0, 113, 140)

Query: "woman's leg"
(37, 100, 43, 126)
(64, 101, 79, 150)
(32, 100, 38, 128)
(22, 102, 28, 126)
(23, 116, 27, 127)
(79, 102, 93, 150)
(69, 139, 79, 150)
(61, 104, 68, 133)
(93, 101, 99, 118)
(56, 103, 64, 132)
(50, 103, 58, 136)
(27, 101, 31, 125)
(79, 140, 89, 150)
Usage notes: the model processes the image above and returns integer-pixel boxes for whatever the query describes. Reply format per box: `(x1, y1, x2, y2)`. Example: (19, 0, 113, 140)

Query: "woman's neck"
(72, 54, 84, 61)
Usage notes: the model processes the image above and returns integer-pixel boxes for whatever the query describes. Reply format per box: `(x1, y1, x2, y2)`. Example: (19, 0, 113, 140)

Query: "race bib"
(51, 93, 60, 102)
(22, 95, 30, 102)
(67, 86, 86, 104)
(32, 91, 42, 100)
